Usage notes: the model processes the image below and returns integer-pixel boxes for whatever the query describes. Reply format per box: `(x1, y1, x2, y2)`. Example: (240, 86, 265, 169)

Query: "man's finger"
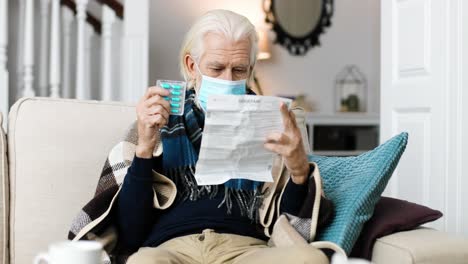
(280, 102, 292, 130)
(263, 142, 280, 154)
(147, 105, 170, 120)
(264, 142, 289, 156)
(145, 94, 171, 113)
(149, 113, 167, 128)
(289, 109, 298, 128)
(145, 86, 170, 99)
(143, 87, 157, 99)
(265, 132, 288, 144)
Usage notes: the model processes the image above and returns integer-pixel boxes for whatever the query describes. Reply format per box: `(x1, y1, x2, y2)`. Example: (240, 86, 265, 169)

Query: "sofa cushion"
(0, 112, 8, 264)
(311, 132, 408, 254)
(350, 197, 443, 259)
(372, 228, 468, 264)
(7, 97, 136, 264)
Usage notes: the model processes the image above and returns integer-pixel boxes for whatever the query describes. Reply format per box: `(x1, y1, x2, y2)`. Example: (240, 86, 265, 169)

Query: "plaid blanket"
(67, 109, 333, 264)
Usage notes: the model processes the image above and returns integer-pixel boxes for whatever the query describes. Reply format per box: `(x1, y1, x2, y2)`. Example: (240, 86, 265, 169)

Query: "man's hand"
(264, 102, 310, 185)
(135, 86, 171, 158)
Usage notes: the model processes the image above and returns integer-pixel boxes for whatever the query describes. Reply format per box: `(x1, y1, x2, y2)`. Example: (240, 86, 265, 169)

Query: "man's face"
(188, 33, 252, 90)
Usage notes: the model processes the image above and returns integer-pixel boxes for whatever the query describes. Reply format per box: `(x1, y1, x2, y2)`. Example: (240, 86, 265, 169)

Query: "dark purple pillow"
(350, 196, 443, 260)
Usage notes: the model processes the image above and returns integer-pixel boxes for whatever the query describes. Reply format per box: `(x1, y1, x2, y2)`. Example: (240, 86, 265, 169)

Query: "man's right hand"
(135, 86, 171, 158)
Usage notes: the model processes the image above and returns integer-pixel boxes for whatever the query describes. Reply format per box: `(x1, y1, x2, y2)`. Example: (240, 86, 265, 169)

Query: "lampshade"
(257, 28, 271, 60)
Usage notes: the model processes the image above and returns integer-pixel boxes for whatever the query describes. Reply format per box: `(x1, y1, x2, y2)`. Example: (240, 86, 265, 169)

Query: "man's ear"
(185, 54, 196, 80)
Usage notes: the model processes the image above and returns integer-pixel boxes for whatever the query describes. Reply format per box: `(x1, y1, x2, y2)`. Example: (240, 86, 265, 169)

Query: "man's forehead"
(203, 32, 250, 48)
(200, 33, 251, 65)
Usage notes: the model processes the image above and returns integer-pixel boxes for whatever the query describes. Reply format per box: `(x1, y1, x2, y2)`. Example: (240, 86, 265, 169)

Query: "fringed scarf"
(159, 88, 264, 221)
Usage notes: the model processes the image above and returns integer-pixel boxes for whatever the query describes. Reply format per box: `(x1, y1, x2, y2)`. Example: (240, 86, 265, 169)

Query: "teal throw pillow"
(311, 132, 408, 254)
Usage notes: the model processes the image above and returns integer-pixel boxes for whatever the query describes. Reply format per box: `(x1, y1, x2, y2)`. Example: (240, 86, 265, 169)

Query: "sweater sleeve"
(279, 164, 313, 216)
(116, 154, 158, 250)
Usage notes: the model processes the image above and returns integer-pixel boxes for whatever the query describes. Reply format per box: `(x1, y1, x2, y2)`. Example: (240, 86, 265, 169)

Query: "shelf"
(306, 113, 379, 126)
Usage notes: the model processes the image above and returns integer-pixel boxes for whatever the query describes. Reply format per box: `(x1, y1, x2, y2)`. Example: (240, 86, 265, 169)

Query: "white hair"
(179, 9, 258, 86)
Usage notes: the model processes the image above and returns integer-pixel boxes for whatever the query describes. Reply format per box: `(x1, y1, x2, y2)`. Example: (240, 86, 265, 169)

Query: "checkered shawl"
(67, 116, 148, 263)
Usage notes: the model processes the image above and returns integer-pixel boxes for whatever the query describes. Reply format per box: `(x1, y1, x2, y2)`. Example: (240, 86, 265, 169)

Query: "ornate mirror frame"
(263, 0, 334, 55)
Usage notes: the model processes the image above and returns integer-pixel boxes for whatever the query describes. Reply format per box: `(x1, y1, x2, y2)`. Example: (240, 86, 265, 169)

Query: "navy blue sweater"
(116, 154, 310, 250)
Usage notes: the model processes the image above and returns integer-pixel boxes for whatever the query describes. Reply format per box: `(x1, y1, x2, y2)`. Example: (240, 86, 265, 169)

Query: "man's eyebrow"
(206, 62, 249, 68)
(207, 62, 226, 68)
(233, 64, 249, 69)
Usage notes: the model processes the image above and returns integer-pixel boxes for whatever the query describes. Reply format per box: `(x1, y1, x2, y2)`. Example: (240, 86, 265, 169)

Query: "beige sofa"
(1, 97, 468, 264)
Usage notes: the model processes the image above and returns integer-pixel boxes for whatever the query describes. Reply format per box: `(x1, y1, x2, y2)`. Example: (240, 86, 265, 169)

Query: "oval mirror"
(264, 0, 334, 55)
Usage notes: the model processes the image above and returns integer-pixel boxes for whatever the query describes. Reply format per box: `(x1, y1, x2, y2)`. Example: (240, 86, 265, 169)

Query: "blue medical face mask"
(194, 61, 247, 111)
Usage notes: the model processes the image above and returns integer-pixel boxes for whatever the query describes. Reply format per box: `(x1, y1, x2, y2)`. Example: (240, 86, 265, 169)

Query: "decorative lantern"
(335, 65, 367, 112)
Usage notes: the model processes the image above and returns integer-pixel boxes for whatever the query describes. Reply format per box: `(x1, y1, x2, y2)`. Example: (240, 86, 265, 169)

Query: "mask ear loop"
(193, 59, 203, 76)
(194, 92, 206, 114)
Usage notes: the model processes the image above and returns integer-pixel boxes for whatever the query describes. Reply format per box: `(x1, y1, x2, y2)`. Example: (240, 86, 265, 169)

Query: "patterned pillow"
(311, 132, 408, 254)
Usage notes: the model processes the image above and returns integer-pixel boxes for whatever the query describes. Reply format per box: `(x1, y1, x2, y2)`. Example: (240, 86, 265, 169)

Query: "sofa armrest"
(6, 97, 136, 263)
(0, 112, 8, 264)
(371, 227, 468, 264)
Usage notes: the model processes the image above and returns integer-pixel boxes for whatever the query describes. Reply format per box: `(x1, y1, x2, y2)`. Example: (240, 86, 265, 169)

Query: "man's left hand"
(264, 102, 310, 185)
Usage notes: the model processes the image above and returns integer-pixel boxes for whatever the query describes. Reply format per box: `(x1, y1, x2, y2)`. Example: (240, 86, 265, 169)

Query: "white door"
(381, 0, 468, 235)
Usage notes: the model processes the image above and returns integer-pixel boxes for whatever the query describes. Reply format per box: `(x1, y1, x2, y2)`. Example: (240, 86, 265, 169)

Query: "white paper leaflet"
(194, 94, 292, 185)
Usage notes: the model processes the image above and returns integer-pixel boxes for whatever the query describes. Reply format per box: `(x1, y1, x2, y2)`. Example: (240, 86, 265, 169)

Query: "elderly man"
(118, 9, 327, 264)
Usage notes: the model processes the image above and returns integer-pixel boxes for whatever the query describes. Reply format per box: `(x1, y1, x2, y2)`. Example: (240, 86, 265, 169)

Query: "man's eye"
(211, 68, 223, 72)
(234, 69, 247, 73)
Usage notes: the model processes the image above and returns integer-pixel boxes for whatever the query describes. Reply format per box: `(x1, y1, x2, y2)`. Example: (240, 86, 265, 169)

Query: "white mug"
(331, 253, 372, 264)
(34, 241, 103, 264)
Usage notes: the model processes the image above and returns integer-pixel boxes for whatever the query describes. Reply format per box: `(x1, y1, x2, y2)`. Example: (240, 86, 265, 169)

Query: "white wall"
(149, 0, 380, 114)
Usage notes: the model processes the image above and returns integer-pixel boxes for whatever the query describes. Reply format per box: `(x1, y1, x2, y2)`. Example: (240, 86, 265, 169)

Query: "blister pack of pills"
(156, 80, 186, 116)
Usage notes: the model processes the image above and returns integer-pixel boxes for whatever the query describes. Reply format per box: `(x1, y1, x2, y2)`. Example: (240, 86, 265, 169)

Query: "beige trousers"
(127, 229, 329, 264)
